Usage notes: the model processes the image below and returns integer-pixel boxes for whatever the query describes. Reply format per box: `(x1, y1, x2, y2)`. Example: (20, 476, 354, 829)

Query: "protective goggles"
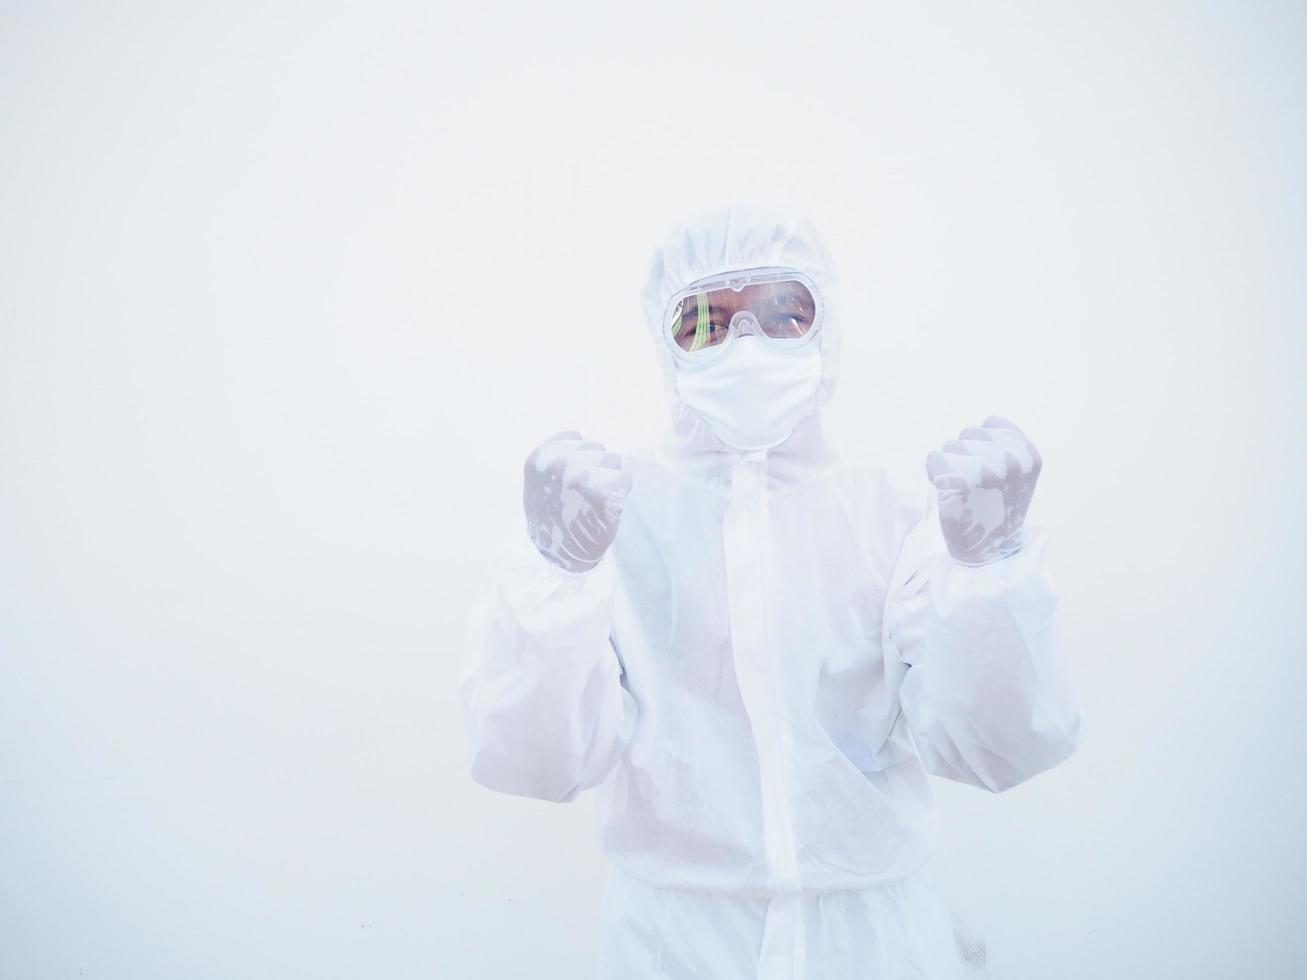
(661, 267, 824, 361)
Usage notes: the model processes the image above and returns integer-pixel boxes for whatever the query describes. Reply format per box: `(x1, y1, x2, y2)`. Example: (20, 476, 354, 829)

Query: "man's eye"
(678, 320, 725, 341)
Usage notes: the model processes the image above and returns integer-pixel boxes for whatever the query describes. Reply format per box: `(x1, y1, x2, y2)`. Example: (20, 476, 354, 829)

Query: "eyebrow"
(680, 299, 731, 318)
(679, 289, 814, 321)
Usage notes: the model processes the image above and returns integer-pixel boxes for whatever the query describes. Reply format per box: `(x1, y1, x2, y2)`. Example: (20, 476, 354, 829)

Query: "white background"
(3, 2, 1305, 978)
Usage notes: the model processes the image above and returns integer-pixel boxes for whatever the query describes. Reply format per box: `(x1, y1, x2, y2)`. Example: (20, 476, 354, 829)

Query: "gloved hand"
(924, 416, 1042, 567)
(523, 430, 633, 573)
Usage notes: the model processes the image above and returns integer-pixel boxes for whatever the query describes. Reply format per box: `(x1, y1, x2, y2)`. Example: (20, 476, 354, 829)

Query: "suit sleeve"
(456, 525, 638, 803)
(883, 489, 1087, 793)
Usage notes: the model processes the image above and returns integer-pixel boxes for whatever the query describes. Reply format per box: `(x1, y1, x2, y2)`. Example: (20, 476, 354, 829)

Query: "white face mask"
(674, 337, 823, 452)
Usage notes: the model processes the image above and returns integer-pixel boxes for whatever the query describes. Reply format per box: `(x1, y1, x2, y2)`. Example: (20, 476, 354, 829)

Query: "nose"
(729, 310, 761, 338)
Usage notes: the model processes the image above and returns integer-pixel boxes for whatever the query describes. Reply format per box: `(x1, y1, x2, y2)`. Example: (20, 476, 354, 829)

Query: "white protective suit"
(457, 206, 1087, 979)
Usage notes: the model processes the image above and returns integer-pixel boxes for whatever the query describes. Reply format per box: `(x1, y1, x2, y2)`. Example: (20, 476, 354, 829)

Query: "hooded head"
(640, 205, 843, 467)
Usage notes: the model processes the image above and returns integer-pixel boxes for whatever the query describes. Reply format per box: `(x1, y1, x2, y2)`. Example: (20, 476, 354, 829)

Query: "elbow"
(979, 708, 1089, 794)
(461, 713, 593, 803)
(463, 703, 630, 805)
(467, 749, 587, 804)
(915, 705, 1088, 794)
(458, 660, 637, 805)
(466, 742, 620, 805)
(455, 678, 587, 803)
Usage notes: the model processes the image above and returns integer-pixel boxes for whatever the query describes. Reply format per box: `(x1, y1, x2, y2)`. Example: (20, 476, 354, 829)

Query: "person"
(456, 205, 1087, 979)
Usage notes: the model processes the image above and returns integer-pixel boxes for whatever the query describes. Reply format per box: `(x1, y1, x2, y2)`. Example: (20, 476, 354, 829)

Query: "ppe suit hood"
(639, 205, 845, 490)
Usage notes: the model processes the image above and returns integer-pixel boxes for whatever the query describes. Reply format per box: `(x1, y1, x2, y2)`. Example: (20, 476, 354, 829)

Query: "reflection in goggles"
(671, 280, 817, 353)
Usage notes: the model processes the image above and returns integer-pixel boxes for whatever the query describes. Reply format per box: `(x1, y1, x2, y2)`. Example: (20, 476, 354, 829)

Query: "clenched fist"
(523, 430, 633, 573)
(924, 416, 1042, 567)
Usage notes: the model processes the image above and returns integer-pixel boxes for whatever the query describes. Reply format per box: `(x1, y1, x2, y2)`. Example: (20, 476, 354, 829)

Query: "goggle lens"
(668, 279, 818, 353)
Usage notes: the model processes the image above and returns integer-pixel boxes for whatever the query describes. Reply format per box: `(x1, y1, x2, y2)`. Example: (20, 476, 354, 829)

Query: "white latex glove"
(924, 416, 1042, 567)
(523, 430, 633, 573)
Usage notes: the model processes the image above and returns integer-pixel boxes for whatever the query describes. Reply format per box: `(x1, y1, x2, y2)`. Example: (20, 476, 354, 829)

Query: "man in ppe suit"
(457, 205, 1087, 979)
